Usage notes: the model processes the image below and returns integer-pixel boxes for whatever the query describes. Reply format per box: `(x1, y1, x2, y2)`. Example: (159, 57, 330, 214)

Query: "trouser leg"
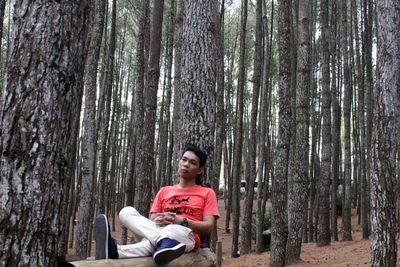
(119, 206, 161, 246)
(117, 239, 153, 258)
(159, 224, 195, 252)
(118, 206, 196, 256)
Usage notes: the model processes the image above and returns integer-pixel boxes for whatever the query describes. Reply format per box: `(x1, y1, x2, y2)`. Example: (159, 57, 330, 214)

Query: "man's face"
(178, 151, 203, 180)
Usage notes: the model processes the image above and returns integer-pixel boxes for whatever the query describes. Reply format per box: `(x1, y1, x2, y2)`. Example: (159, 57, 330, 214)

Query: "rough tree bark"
(180, 0, 217, 184)
(242, 0, 262, 254)
(286, 0, 311, 263)
(317, 0, 331, 247)
(370, 1, 399, 266)
(340, 0, 353, 241)
(270, 0, 293, 265)
(77, 0, 106, 258)
(0, 1, 88, 265)
(231, 0, 247, 258)
(134, 0, 165, 217)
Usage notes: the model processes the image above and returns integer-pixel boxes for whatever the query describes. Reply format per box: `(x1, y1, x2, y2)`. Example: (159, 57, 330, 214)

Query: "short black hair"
(181, 144, 207, 167)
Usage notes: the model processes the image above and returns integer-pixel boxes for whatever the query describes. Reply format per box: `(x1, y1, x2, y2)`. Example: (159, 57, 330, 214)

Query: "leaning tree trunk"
(370, 1, 399, 266)
(0, 1, 88, 266)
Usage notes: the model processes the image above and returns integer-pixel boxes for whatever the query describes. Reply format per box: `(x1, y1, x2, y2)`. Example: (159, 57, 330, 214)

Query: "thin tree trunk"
(330, 0, 340, 241)
(256, 0, 273, 253)
(97, 0, 117, 214)
(363, 0, 373, 239)
(231, 0, 247, 258)
(340, 0, 353, 241)
(242, 0, 262, 254)
(171, 0, 184, 179)
(77, 0, 105, 258)
(134, 0, 164, 216)
(317, 0, 331, 247)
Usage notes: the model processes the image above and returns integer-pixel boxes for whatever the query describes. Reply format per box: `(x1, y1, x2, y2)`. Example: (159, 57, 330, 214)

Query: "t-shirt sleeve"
(203, 189, 220, 219)
(150, 187, 164, 213)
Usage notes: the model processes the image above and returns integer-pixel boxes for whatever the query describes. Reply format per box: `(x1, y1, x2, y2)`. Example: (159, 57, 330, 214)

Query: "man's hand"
(152, 212, 179, 227)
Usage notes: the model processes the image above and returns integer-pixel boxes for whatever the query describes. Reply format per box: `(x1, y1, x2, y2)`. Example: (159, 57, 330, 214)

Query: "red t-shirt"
(150, 185, 220, 248)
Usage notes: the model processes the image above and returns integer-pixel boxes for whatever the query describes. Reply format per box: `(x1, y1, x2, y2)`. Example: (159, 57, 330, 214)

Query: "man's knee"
(119, 206, 139, 225)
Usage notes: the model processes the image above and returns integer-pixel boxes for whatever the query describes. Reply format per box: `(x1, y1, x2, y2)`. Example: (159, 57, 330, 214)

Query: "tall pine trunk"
(0, 2, 88, 265)
(271, 0, 293, 265)
(370, 1, 399, 265)
(134, 0, 164, 216)
(242, 0, 262, 254)
(317, 0, 331, 246)
(340, 0, 353, 241)
(77, 0, 106, 258)
(286, 0, 311, 262)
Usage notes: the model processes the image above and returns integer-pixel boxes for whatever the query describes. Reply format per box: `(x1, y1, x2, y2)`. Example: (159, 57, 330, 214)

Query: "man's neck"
(177, 179, 196, 189)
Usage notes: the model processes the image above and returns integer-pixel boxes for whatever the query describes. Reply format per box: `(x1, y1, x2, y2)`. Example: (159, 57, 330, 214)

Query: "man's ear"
(197, 167, 204, 176)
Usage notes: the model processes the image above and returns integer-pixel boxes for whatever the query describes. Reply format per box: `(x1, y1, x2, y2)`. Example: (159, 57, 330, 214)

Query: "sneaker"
(94, 214, 119, 260)
(153, 238, 186, 265)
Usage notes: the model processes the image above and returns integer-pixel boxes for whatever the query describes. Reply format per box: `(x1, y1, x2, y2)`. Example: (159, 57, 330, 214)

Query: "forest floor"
(218, 198, 400, 267)
(68, 198, 400, 266)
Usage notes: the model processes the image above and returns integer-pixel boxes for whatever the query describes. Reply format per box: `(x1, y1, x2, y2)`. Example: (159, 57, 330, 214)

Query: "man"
(94, 145, 220, 265)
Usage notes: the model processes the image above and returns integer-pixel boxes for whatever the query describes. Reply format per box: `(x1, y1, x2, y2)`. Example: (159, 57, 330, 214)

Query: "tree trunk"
(340, 0, 353, 241)
(77, 0, 106, 258)
(231, 0, 247, 258)
(256, 0, 273, 253)
(270, 0, 293, 265)
(330, 0, 340, 241)
(286, 0, 311, 263)
(370, 1, 399, 265)
(317, 0, 331, 247)
(0, 1, 88, 265)
(125, 0, 150, 208)
(171, 0, 184, 179)
(0, 0, 6, 104)
(97, 0, 117, 214)
(157, 0, 175, 189)
(363, 0, 373, 240)
(180, 0, 217, 183)
(242, 0, 262, 254)
(134, 0, 164, 217)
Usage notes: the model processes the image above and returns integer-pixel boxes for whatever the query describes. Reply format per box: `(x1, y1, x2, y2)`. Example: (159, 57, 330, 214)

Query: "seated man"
(94, 144, 220, 265)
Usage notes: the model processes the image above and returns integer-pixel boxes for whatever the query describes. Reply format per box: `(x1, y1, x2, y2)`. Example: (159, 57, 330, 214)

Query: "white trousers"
(117, 206, 195, 258)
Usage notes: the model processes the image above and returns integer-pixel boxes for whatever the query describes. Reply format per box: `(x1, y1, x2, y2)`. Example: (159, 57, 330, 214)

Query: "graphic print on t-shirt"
(165, 196, 195, 216)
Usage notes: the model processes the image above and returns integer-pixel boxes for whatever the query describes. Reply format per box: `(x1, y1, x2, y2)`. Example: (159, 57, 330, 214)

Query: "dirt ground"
(69, 199, 399, 266)
(218, 199, 400, 267)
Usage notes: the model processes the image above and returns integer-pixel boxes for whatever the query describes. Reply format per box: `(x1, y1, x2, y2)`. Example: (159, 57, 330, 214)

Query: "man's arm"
(152, 213, 215, 234)
(180, 215, 215, 234)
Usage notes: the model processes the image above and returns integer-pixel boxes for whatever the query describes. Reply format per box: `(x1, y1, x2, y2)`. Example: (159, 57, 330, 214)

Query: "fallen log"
(69, 248, 217, 267)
